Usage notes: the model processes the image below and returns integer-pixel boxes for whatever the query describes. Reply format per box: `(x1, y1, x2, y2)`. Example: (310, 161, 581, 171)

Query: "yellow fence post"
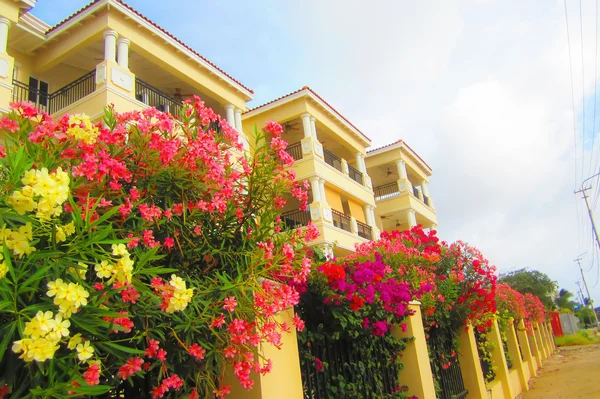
(486, 319, 515, 399)
(516, 320, 536, 378)
(227, 308, 303, 399)
(457, 325, 488, 399)
(392, 301, 437, 399)
(505, 321, 528, 393)
(533, 323, 548, 360)
(539, 322, 550, 355)
(529, 326, 543, 369)
(545, 322, 556, 352)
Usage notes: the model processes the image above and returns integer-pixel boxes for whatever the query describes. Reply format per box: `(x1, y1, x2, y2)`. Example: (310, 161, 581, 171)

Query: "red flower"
(188, 343, 206, 361)
(321, 263, 346, 283)
(314, 357, 324, 372)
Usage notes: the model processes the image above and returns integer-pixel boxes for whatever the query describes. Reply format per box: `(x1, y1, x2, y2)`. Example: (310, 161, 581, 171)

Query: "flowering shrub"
(524, 293, 546, 329)
(0, 101, 316, 398)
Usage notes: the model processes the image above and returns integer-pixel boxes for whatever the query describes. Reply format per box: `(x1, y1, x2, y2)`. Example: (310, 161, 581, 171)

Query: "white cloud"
(290, 0, 600, 302)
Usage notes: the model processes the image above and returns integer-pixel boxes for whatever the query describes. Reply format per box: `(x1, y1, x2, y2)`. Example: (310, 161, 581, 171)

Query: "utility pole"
(574, 187, 600, 252)
(574, 255, 599, 325)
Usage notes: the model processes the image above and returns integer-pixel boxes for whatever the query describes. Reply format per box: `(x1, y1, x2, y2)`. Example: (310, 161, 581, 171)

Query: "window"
(28, 77, 49, 107)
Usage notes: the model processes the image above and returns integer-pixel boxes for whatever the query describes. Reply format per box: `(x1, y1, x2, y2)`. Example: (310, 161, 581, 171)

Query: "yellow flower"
(8, 190, 37, 215)
(68, 262, 88, 279)
(66, 282, 89, 308)
(47, 278, 68, 299)
(28, 337, 59, 362)
(5, 224, 36, 257)
(47, 279, 88, 316)
(67, 114, 100, 145)
(76, 341, 94, 362)
(21, 169, 38, 186)
(111, 244, 129, 257)
(95, 260, 114, 279)
(52, 314, 70, 338)
(114, 255, 134, 284)
(62, 222, 75, 236)
(56, 227, 67, 243)
(0, 261, 7, 280)
(169, 274, 187, 291)
(68, 333, 82, 350)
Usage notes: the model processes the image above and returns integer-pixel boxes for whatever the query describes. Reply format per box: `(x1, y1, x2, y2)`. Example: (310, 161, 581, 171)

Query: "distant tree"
(555, 289, 578, 311)
(576, 308, 596, 327)
(498, 268, 557, 309)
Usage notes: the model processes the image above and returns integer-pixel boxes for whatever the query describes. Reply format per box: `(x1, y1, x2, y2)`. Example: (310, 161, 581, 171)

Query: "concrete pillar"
(319, 179, 328, 206)
(393, 302, 436, 399)
(356, 153, 367, 173)
(301, 113, 312, 139)
(116, 37, 130, 69)
(486, 319, 516, 399)
(529, 327, 543, 369)
(227, 308, 303, 399)
(534, 323, 548, 360)
(234, 108, 243, 132)
(545, 323, 556, 352)
(421, 180, 429, 197)
(457, 325, 488, 399)
(363, 204, 374, 226)
(396, 159, 407, 179)
(310, 116, 317, 139)
(505, 321, 529, 393)
(407, 209, 417, 228)
(309, 176, 321, 203)
(0, 17, 10, 54)
(103, 30, 118, 62)
(516, 320, 537, 378)
(224, 104, 235, 128)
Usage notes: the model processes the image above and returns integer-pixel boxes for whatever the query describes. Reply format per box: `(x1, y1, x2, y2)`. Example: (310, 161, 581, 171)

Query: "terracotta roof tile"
(44, 0, 253, 95)
(368, 139, 432, 171)
(246, 86, 371, 143)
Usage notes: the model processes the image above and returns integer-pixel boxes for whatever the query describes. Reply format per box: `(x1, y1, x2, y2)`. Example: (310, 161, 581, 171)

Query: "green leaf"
(101, 341, 145, 355)
(0, 322, 16, 361)
(71, 385, 112, 395)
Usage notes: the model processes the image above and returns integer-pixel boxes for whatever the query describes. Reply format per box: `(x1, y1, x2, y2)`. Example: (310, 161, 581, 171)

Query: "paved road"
(523, 343, 600, 398)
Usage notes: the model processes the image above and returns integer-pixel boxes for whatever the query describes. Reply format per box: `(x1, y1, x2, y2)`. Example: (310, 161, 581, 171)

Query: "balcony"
(285, 142, 303, 162)
(372, 183, 437, 227)
(281, 209, 311, 229)
(11, 72, 190, 120)
(356, 220, 373, 240)
(331, 209, 352, 232)
(348, 164, 363, 185)
(12, 70, 96, 115)
(135, 78, 183, 117)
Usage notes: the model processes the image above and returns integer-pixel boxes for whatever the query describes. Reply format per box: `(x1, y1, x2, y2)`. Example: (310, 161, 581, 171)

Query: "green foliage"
(499, 268, 556, 309)
(575, 308, 597, 328)
(555, 289, 578, 311)
(555, 330, 600, 346)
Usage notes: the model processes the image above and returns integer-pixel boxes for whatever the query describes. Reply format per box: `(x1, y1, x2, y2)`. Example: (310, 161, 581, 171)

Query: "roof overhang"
(367, 140, 432, 173)
(244, 87, 371, 147)
(31, 0, 253, 101)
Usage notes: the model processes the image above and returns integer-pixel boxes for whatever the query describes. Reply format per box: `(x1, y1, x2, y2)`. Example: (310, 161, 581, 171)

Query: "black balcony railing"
(12, 70, 96, 114)
(48, 70, 96, 114)
(356, 220, 373, 240)
(285, 142, 303, 161)
(412, 186, 420, 198)
(281, 209, 311, 229)
(331, 209, 351, 232)
(348, 164, 363, 185)
(423, 195, 430, 206)
(323, 148, 343, 172)
(374, 182, 400, 201)
(135, 78, 183, 117)
(427, 326, 469, 399)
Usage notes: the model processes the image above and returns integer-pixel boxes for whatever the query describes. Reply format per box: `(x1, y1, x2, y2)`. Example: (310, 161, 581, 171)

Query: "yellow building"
(243, 86, 382, 258)
(0, 1, 437, 256)
(365, 140, 438, 233)
(0, 0, 252, 147)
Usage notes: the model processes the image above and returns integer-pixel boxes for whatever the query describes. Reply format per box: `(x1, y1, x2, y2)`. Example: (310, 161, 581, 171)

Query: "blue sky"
(30, 0, 600, 305)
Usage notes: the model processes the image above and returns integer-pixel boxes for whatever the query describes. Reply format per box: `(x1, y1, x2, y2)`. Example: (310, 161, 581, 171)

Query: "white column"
(301, 113, 312, 139)
(309, 177, 321, 203)
(407, 210, 417, 228)
(369, 206, 376, 227)
(116, 37, 130, 69)
(310, 116, 318, 140)
(319, 179, 328, 206)
(234, 108, 243, 132)
(224, 104, 235, 127)
(355, 153, 364, 172)
(360, 154, 367, 173)
(103, 30, 118, 62)
(421, 180, 429, 196)
(0, 17, 10, 54)
(396, 159, 408, 180)
(363, 205, 374, 226)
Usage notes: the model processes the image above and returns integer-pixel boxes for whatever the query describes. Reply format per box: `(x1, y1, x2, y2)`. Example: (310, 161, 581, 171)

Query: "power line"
(589, 0, 599, 177)
(580, 0, 586, 181)
(565, 0, 579, 187)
